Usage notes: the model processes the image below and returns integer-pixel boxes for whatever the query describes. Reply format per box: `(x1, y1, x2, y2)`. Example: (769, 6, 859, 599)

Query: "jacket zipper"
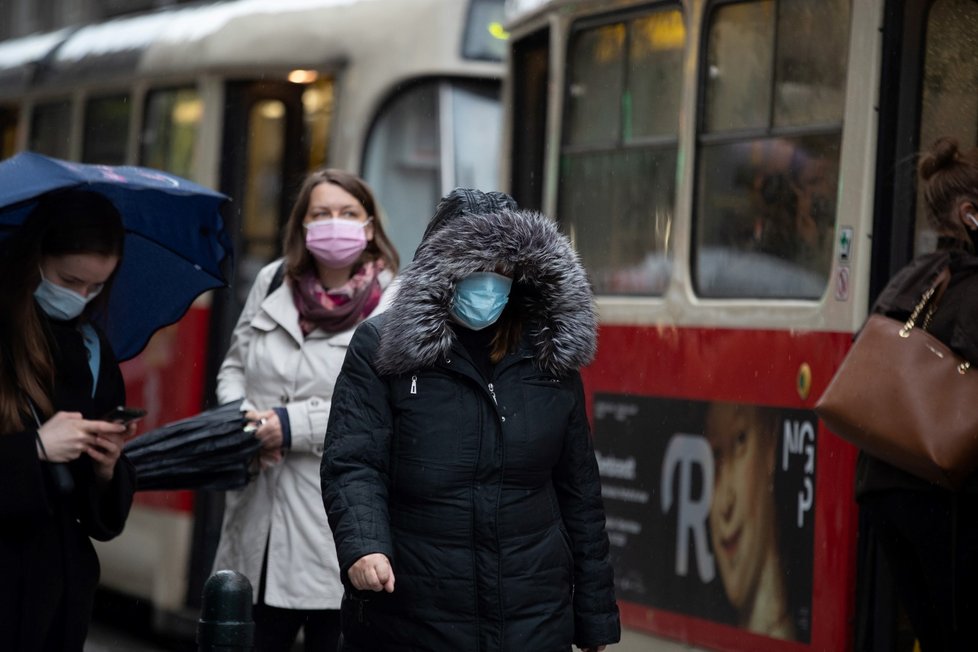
(410, 375, 417, 395)
(487, 382, 497, 405)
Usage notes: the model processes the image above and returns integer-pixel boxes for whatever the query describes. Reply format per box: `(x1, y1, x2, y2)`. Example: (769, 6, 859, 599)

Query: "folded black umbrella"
(124, 400, 261, 491)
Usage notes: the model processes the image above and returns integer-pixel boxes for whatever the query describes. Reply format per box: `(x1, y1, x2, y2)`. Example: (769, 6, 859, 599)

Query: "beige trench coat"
(212, 259, 392, 609)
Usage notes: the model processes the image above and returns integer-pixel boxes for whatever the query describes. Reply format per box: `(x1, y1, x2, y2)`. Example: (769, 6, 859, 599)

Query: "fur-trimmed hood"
(375, 208, 596, 376)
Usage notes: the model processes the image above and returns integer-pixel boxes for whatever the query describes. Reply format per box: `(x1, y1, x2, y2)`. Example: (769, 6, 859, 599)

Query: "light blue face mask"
(34, 272, 100, 321)
(450, 271, 513, 331)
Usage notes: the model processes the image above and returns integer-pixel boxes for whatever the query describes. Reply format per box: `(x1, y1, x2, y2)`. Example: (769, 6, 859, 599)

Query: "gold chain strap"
(897, 271, 970, 374)
(899, 284, 938, 338)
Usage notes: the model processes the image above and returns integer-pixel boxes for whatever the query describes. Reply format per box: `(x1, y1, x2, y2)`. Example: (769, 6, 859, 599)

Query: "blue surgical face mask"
(450, 271, 512, 331)
(34, 271, 100, 321)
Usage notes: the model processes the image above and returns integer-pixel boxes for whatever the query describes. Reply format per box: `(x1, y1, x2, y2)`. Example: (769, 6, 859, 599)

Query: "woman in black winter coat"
(857, 137, 978, 651)
(321, 189, 620, 652)
(0, 189, 136, 651)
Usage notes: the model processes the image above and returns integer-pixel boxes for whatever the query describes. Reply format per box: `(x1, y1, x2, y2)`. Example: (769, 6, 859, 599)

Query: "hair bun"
(919, 137, 960, 181)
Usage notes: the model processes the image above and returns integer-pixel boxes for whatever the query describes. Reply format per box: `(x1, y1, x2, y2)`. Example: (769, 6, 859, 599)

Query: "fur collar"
(375, 209, 596, 376)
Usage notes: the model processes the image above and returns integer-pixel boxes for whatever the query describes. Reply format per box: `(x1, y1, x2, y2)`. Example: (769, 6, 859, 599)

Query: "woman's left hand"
(245, 409, 283, 451)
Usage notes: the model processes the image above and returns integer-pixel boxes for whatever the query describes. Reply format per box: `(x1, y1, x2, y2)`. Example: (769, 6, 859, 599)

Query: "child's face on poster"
(705, 403, 778, 611)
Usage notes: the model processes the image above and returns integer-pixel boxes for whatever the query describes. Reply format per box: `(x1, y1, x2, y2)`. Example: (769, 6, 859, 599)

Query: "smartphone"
(101, 406, 147, 425)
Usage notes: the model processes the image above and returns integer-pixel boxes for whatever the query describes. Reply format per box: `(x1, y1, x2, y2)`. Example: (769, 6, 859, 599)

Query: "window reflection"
(560, 6, 684, 297)
(705, 2, 774, 132)
(695, 0, 850, 299)
(565, 24, 625, 147)
(697, 136, 839, 298)
(774, 0, 850, 127)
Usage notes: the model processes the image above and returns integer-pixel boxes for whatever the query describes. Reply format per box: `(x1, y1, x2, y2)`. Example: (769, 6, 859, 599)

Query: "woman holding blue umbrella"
(0, 189, 136, 651)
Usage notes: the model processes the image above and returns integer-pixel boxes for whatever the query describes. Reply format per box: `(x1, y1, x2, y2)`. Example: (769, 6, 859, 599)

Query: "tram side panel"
(584, 325, 856, 652)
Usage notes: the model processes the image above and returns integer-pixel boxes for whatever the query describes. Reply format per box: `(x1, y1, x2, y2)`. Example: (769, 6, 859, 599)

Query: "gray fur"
(376, 208, 597, 376)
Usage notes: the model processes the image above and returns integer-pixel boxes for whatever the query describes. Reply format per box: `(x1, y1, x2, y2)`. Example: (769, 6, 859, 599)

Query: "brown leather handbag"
(815, 268, 978, 490)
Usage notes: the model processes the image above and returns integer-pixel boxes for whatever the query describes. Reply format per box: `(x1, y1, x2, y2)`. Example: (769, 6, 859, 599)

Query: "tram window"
(559, 6, 684, 297)
(774, 0, 849, 127)
(141, 88, 201, 180)
(364, 82, 440, 262)
(704, 2, 773, 133)
(694, 0, 850, 299)
(0, 107, 17, 159)
(463, 0, 507, 61)
(914, 0, 978, 255)
(83, 95, 130, 165)
(697, 135, 840, 298)
(565, 24, 625, 148)
(29, 100, 72, 160)
(450, 82, 502, 191)
(628, 11, 685, 140)
(363, 79, 501, 262)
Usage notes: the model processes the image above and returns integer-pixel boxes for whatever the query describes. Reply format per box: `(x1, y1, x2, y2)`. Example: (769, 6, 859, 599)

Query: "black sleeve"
(77, 455, 136, 541)
(321, 319, 395, 577)
(76, 343, 135, 542)
(552, 372, 621, 648)
(0, 429, 51, 527)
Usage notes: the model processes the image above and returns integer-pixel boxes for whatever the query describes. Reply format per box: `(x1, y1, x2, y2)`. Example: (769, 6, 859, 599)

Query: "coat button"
(280, 394, 290, 403)
(501, 416, 507, 422)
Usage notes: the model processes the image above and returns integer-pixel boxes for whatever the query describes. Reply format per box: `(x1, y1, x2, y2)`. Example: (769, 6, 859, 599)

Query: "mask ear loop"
(967, 213, 978, 229)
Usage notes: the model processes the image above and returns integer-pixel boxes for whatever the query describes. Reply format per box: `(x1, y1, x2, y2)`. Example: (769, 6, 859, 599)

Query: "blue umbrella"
(0, 151, 232, 360)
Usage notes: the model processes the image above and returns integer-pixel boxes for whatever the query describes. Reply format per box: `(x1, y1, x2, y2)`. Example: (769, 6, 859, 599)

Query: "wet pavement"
(84, 618, 192, 652)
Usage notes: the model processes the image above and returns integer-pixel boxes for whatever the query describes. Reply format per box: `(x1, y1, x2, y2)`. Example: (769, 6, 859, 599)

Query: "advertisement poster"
(594, 394, 816, 643)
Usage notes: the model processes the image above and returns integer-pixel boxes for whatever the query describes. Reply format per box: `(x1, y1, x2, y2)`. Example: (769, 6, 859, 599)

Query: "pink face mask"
(305, 218, 370, 268)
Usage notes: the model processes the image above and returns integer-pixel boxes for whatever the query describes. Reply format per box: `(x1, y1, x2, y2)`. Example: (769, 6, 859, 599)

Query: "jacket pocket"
(391, 372, 464, 462)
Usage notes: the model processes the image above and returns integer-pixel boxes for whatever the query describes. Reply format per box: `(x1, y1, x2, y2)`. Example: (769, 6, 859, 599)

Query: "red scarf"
(292, 260, 385, 335)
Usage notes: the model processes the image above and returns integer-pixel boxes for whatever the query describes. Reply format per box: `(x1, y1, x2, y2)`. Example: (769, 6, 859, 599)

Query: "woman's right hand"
(349, 553, 395, 593)
(36, 411, 121, 463)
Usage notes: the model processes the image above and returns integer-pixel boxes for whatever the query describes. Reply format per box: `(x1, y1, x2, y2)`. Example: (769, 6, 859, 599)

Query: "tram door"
(219, 81, 306, 331)
(187, 79, 306, 605)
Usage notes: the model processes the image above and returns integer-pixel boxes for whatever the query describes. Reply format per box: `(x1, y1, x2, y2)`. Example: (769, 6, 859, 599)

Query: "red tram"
(501, 0, 978, 650)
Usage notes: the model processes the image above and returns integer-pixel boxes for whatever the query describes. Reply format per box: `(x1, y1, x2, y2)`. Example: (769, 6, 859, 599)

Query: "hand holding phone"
(101, 406, 147, 425)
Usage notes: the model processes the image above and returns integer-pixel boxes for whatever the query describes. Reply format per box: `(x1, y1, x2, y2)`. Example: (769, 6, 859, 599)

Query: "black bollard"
(197, 570, 255, 652)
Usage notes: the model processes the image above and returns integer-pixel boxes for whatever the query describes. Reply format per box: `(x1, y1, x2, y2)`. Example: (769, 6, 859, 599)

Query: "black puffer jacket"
(321, 208, 620, 651)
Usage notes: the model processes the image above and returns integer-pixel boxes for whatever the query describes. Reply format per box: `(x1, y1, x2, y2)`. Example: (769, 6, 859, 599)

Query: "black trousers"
(252, 602, 340, 652)
(861, 490, 978, 652)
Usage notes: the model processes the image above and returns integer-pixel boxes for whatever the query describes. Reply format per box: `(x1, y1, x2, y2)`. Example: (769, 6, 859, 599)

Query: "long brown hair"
(918, 137, 978, 239)
(489, 278, 525, 364)
(0, 189, 124, 431)
(281, 169, 399, 280)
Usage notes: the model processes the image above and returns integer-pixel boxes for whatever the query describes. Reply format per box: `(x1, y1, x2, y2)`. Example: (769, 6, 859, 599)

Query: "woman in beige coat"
(213, 169, 398, 652)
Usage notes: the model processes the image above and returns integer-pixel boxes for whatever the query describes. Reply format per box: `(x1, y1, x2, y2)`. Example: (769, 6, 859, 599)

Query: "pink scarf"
(292, 260, 385, 335)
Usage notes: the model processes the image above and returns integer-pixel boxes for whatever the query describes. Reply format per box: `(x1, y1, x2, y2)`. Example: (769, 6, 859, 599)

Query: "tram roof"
(0, 0, 496, 99)
(504, 0, 562, 24)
